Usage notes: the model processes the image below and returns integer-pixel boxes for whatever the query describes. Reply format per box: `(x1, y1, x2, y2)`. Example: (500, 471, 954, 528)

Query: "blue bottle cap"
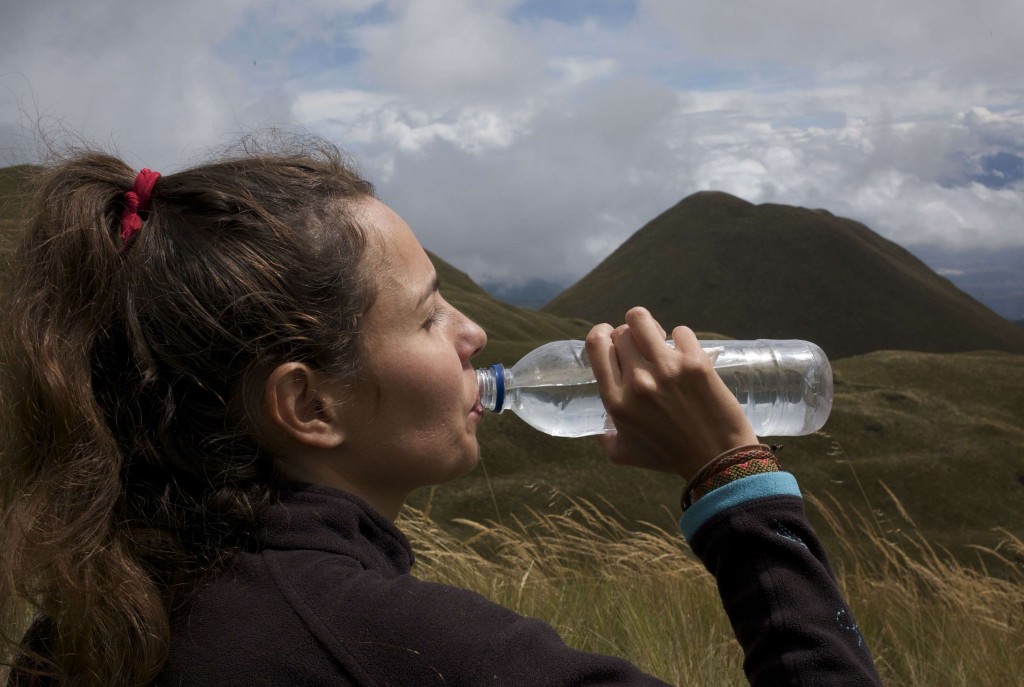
(490, 363, 505, 413)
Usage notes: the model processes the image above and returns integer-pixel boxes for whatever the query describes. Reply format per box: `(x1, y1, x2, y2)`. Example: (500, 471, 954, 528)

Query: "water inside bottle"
(508, 381, 613, 438)
(717, 368, 815, 436)
(511, 367, 825, 438)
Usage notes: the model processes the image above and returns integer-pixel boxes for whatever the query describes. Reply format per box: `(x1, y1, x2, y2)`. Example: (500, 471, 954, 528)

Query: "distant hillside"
(910, 245, 1024, 322)
(480, 278, 568, 310)
(544, 191, 1024, 359)
(0, 165, 34, 222)
(429, 253, 591, 367)
(0, 165, 37, 264)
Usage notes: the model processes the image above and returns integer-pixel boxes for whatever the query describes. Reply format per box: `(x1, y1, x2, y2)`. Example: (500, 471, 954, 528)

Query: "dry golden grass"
(809, 488, 1024, 686)
(3, 492, 1020, 686)
(401, 496, 744, 686)
(401, 491, 1024, 687)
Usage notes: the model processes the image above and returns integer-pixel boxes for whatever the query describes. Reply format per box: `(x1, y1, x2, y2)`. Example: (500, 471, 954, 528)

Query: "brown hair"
(0, 135, 376, 686)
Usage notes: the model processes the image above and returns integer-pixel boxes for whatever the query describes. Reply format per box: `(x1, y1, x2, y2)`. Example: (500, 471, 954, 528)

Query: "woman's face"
(331, 198, 488, 508)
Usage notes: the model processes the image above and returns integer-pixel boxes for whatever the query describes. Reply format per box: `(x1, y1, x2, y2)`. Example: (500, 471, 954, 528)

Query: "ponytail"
(0, 155, 169, 685)
(0, 138, 375, 686)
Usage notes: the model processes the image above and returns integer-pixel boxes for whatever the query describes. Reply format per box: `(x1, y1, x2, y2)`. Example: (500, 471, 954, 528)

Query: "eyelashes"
(422, 304, 442, 329)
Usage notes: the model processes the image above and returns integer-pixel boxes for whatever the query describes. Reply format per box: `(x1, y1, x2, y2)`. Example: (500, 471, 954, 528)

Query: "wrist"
(681, 444, 781, 512)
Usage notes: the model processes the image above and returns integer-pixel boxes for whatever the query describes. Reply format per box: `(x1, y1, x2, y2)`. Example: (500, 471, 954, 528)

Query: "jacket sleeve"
(265, 478, 882, 687)
(682, 472, 884, 686)
(262, 547, 673, 686)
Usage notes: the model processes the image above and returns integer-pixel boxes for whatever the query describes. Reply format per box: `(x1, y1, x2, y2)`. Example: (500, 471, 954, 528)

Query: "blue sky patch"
(971, 151, 1024, 189)
(217, 4, 389, 78)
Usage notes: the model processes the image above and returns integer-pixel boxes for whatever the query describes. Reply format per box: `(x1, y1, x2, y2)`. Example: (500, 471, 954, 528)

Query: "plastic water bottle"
(476, 339, 832, 437)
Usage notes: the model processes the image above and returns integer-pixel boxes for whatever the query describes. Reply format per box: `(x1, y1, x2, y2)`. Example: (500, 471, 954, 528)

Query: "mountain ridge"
(543, 191, 1024, 359)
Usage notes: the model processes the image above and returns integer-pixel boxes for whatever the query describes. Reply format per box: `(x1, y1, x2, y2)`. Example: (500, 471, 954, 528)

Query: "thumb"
(597, 432, 627, 465)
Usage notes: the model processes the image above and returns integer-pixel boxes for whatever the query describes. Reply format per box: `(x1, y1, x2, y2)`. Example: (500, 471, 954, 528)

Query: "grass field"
(4, 491, 1020, 686)
(402, 491, 1024, 686)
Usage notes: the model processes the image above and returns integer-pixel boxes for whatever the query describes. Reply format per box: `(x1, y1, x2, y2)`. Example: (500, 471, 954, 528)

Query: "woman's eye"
(423, 306, 441, 329)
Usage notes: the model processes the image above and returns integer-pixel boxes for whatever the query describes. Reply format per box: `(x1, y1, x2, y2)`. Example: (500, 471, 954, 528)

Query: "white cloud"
(294, 92, 536, 163)
(354, 76, 687, 283)
(548, 57, 618, 89)
(1, 1, 257, 168)
(2, 0, 1023, 289)
(637, 0, 1024, 87)
(671, 101, 1024, 252)
(0, 0, 378, 168)
(695, 156, 769, 200)
(354, 0, 546, 107)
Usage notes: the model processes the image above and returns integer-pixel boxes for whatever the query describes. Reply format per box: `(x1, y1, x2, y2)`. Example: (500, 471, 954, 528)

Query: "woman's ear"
(263, 363, 345, 449)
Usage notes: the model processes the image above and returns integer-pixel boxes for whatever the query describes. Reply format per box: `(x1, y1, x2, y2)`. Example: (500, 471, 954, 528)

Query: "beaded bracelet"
(681, 444, 781, 512)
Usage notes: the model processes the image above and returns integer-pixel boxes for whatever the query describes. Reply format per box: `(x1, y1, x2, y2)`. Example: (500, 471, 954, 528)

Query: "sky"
(2, 0, 1023, 314)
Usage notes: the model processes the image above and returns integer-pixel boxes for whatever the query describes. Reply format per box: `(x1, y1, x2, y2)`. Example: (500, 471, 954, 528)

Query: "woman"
(0, 137, 882, 686)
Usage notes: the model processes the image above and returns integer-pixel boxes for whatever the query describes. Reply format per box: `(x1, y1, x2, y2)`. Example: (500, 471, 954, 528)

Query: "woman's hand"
(586, 307, 759, 482)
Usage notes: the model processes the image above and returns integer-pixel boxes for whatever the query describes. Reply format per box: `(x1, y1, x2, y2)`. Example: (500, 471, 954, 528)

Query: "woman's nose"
(459, 312, 487, 362)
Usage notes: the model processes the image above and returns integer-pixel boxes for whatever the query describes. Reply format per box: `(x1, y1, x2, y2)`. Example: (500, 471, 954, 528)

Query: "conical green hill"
(543, 191, 1024, 359)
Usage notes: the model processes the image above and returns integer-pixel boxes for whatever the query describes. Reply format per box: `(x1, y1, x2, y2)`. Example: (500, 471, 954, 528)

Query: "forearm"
(682, 474, 884, 686)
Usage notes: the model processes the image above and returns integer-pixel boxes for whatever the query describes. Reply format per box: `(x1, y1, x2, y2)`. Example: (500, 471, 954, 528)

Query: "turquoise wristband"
(679, 471, 801, 541)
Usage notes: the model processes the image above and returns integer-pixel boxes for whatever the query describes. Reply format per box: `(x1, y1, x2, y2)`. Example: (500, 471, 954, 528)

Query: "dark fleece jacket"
(149, 482, 882, 686)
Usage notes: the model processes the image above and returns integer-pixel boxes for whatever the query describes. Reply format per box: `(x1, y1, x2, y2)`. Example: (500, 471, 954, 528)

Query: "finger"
(599, 428, 671, 473)
(586, 323, 623, 389)
(624, 307, 669, 361)
(598, 431, 633, 468)
(670, 324, 698, 349)
(606, 318, 642, 367)
(670, 325, 712, 365)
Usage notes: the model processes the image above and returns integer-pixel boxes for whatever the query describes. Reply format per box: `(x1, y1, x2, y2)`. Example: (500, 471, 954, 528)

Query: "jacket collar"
(259, 482, 415, 575)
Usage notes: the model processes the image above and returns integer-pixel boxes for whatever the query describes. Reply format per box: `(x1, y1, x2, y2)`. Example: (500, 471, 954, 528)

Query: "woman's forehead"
(356, 199, 435, 308)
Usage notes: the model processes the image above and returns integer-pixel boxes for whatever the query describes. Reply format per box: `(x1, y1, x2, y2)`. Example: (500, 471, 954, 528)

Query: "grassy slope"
(0, 165, 34, 225)
(0, 166, 34, 258)
(779, 349, 1024, 562)
(404, 500, 1024, 686)
(430, 251, 592, 367)
(543, 191, 1024, 359)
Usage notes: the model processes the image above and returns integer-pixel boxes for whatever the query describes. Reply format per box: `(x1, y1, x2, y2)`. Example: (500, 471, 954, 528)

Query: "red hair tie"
(119, 168, 161, 251)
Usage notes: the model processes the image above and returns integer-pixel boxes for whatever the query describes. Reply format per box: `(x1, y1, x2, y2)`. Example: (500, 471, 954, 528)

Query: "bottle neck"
(476, 364, 512, 413)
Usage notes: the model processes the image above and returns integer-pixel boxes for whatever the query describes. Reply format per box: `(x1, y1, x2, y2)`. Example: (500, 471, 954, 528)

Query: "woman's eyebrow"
(417, 273, 441, 307)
